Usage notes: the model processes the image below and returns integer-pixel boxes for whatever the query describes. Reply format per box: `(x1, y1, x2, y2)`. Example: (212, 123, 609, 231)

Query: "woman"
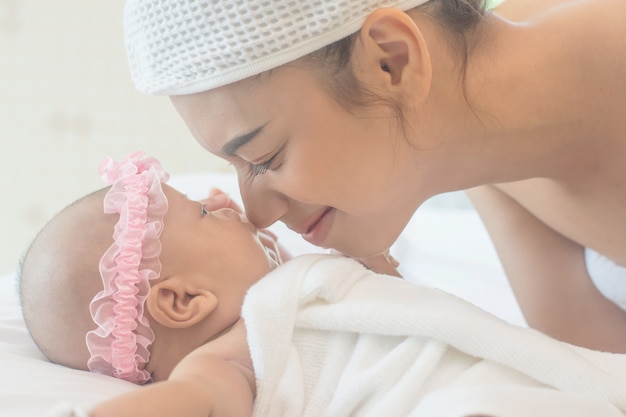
(123, 0, 626, 352)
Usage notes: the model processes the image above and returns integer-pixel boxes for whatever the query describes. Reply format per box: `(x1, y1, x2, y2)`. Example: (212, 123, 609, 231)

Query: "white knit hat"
(124, 0, 430, 95)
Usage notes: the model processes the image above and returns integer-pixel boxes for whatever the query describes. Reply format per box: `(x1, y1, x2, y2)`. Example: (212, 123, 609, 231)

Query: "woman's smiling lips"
(301, 207, 335, 247)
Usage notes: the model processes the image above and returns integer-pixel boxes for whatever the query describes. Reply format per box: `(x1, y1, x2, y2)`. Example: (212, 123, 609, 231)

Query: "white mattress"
(0, 172, 524, 416)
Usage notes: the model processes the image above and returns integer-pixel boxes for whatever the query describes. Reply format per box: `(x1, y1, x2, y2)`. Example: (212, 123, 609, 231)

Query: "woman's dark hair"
(301, 0, 489, 129)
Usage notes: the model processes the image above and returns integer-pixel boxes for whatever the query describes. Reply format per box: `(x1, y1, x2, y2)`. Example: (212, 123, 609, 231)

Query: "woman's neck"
(418, 10, 598, 191)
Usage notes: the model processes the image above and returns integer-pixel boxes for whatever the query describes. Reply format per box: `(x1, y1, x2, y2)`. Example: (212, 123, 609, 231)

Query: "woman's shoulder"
(495, 0, 626, 72)
(493, 0, 570, 21)
(495, 0, 625, 27)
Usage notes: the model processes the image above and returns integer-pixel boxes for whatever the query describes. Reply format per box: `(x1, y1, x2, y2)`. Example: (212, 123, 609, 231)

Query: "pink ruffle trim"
(86, 151, 169, 384)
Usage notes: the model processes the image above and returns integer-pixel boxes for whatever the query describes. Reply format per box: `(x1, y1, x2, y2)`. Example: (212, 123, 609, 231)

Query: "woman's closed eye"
(249, 158, 274, 176)
(247, 143, 286, 178)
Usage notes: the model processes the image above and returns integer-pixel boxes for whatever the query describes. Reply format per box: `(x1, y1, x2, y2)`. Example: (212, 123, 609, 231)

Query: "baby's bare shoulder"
(178, 319, 252, 373)
(168, 320, 255, 412)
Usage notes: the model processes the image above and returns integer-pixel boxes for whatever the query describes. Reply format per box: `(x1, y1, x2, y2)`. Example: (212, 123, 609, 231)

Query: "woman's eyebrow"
(221, 125, 266, 156)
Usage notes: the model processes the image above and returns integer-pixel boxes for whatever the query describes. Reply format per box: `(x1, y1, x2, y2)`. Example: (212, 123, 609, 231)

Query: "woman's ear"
(146, 275, 218, 329)
(352, 8, 432, 100)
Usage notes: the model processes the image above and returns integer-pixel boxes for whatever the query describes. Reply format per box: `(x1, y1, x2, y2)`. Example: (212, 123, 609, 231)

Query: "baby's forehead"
(161, 183, 203, 208)
(161, 183, 179, 197)
(161, 183, 189, 205)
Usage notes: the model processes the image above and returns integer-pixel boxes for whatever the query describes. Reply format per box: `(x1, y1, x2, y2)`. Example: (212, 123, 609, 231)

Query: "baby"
(20, 152, 626, 417)
(20, 151, 283, 416)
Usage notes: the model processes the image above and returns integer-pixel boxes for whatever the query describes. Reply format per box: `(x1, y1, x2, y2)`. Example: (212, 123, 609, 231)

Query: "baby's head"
(19, 152, 280, 384)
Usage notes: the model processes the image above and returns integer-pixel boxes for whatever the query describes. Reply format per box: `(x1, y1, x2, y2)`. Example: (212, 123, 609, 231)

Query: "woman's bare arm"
(467, 185, 626, 352)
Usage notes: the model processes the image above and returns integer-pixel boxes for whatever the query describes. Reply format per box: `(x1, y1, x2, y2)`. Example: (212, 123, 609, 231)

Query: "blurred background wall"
(0, 1, 230, 274)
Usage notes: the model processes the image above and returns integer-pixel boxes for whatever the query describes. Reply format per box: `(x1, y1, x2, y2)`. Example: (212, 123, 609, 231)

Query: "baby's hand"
(364, 251, 401, 277)
(200, 187, 243, 213)
(201, 188, 292, 262)
(333, 249, 402, 278)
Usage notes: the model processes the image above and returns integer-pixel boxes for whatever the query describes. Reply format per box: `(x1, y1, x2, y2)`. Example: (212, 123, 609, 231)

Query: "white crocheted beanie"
(124, 0, 430, 95)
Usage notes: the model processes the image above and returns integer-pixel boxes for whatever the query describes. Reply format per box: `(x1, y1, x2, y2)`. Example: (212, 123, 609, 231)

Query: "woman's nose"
(239, 180, 287, 229)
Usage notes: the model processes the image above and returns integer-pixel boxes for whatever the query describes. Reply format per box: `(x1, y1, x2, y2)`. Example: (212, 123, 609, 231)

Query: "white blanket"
(243, 254, 626, 417)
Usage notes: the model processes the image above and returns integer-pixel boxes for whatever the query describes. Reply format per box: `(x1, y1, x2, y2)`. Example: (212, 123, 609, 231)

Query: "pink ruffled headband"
(86, 151, 169, 384)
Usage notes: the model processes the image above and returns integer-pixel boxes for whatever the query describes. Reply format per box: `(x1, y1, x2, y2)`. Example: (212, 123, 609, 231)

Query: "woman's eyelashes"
(248, 157, 273, 176)
(247, 143, 285, 177)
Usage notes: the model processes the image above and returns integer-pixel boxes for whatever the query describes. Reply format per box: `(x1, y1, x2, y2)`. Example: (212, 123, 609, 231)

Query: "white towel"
(585, 247, 626, 311)
(242, 254, 626, 417)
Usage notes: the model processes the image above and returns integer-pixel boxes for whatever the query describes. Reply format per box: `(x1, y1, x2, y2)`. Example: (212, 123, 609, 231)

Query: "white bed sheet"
(0, 172, 523, 416)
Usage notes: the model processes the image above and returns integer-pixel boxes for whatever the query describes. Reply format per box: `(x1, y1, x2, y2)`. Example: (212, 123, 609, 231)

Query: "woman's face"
(170, 66, 421, 257)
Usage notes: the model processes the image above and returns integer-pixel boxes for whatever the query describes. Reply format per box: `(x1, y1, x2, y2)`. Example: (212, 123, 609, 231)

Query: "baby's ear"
(146, 275, 217, 329)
